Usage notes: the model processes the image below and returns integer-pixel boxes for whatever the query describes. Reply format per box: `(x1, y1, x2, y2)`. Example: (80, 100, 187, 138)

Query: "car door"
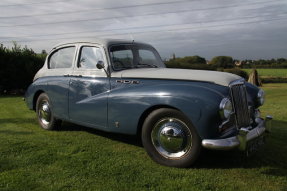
(46, 46, 76, 120)
(68, 45, 110, 129)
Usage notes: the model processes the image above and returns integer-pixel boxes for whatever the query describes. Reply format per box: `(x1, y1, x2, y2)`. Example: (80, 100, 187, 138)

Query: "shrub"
(0, 43, 45, 94)
(223, 68, 249, 80)
(165, 55, 216, 71)
(261, 77, 287, 83)
(209, 56, 233, 68)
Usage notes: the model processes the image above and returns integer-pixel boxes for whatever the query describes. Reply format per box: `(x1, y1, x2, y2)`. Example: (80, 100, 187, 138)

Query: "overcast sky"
(0, 0, 286, 60)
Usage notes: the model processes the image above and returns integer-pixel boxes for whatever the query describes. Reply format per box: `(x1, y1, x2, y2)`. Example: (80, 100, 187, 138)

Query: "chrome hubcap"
(151, 118, 192, 158)
(38, 100, 51, 126)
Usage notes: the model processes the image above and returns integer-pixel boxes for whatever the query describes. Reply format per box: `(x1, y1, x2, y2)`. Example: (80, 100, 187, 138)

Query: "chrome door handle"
(66, 75, 82, 77)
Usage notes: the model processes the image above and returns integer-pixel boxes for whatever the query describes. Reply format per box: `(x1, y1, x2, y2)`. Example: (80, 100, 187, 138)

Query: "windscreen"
(109, 44, 165, 71)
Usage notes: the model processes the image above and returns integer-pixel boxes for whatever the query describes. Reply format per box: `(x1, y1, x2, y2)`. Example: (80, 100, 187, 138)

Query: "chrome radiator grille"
(230, 83, 250, 127)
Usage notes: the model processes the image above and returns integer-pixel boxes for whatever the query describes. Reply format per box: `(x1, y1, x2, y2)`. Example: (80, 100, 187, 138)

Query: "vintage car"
(25, 39, 272, 167)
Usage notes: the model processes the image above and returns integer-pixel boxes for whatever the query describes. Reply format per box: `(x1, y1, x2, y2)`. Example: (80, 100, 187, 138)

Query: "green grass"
(243, 69, 287, 78)
(1, 84, 287, 191)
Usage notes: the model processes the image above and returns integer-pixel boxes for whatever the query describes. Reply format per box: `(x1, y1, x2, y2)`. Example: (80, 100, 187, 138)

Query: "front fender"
(107, 79, 229, 139)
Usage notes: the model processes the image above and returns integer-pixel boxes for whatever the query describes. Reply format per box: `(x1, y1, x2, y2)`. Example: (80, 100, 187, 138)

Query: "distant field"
(0, 84, 287, 190)
(243, 69, 287, 78)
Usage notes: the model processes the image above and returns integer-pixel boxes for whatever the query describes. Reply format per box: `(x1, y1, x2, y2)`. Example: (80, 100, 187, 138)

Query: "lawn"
(0, 84, 287, 191)
(243, 69, 287, 78)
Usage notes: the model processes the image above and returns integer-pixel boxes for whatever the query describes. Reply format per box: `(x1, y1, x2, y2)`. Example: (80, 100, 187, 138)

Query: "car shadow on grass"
(0, 118, 35, 125)
(194, 119, 287, 177)
(59, 121, 142, 147)
(195, 148, 287, 177)
(59, 119, 287, 175)
(0, 130, 33, 135)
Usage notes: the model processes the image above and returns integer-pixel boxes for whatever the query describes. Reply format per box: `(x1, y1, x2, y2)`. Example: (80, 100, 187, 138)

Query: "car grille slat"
(230, 83, 250, 127)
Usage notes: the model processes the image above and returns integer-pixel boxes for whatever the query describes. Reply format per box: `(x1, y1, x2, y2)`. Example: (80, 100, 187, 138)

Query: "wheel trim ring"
(38, 100, 51, 126)
(151, 118, 192, 159)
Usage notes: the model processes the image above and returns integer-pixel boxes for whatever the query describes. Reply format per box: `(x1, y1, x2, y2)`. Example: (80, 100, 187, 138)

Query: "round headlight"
(219, 98, 233, 119)
(257, 89, 265, 106)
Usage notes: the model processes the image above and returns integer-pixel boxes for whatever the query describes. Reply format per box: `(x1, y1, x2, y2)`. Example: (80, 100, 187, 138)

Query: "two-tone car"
(25, 39, 272, 167)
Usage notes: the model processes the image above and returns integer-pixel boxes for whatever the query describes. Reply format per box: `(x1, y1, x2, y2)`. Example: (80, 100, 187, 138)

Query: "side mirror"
(96, 60, 105, 69)
(96, 60, 109, 77)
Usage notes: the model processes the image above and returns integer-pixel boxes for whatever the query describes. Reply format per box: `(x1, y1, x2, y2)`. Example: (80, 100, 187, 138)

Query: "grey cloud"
(0, 0, 286, 59)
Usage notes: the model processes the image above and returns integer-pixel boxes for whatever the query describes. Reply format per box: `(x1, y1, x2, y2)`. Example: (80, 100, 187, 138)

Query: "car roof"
(52, 38, 149, 49)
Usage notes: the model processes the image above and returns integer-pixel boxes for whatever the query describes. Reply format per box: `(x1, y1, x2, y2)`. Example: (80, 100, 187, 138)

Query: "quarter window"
(49, 46, 75, 69)
(78, 46, 104, 69)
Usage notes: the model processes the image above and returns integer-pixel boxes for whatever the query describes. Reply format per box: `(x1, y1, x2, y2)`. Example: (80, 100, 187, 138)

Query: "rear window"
(49, 46, 75, 69)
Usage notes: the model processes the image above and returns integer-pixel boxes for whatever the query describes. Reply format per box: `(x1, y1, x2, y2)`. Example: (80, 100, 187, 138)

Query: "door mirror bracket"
(96, 61, 109, 77)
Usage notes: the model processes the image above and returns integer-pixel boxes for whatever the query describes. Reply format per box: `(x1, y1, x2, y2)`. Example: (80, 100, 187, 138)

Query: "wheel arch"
(136, 104, 180, 138)
(33, 90, 45, 110)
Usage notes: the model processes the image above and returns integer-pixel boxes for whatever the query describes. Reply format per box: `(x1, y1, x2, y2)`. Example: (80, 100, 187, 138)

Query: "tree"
(209, 56, 233, 68)
(165, 55, 215, 70)
(182, 55, 206, 65)
(41, 50, 47, 54)
(277, 58, 286, 64)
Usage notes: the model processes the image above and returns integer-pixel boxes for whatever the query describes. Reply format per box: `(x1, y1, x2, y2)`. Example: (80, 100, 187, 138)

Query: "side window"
(79, 46, 104, 69)
(49, 46, 75, 69)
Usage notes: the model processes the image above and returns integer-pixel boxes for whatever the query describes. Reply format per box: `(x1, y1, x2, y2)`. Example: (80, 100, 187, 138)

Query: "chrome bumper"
(202, 116, 273, 151)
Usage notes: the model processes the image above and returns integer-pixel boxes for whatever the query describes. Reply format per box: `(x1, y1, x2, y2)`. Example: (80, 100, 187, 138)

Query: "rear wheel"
(36, 93, 61, 130)
(142, 108, 201, 167)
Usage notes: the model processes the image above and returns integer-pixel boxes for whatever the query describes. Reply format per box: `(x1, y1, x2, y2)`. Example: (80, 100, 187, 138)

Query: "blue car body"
(26, 75, 233, 139)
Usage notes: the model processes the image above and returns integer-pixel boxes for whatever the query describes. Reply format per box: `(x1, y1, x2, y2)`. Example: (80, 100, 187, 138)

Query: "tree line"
(240, 58, 287, 68)
(165, 55, 287, 69)
(165, 55, 287, 80)
(0, 43, 46, 94)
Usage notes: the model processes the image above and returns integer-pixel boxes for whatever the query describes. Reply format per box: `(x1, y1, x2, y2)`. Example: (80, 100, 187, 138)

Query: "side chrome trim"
(202, 116, 272, 150)
(116, 79, 140, 84)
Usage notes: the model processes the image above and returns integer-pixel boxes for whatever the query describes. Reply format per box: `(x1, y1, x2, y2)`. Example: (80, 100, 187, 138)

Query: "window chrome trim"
(108, 43, 165, 72)
(47, 45, 77, 69)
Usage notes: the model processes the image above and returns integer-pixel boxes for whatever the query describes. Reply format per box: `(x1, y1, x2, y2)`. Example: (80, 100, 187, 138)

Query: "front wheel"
(36, 93, 61, 130)
(141, 108, 201, 167)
